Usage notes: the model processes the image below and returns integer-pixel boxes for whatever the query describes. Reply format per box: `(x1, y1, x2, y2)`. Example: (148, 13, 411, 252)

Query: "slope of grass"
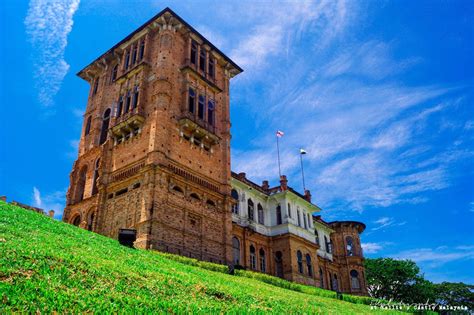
(0, 201, 393, 313)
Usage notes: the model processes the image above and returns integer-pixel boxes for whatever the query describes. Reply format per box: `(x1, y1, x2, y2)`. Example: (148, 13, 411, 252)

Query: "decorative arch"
(71, 214, 81, 226)
(232, 236, 240, 265)
(297, 250, 303, 274)
(249, 245, 256, 270)
(259, 248, 266, 272)
(86, 209, 95, 231)
(350, 269, 360, 289)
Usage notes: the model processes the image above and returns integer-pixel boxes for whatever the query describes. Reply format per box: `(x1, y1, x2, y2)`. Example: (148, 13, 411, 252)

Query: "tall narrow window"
(125, 50, 130, 70)
(257, 203, 264, 224)
(92, 158, 100, 195)
(207, 100, 215, 125)
(188, 88, 195, 113)
(190, 41, 197, 65)
(315, 230, 320, 245)
(84, 116, 92, 135)
(303, 212, 307, 229)
(198, 95, 205, 120)
(297, 250, 303, 274)
(346, 236, 354, 256)
(232, 237, 240, 265)
(124, 90, 131, 113)
(231, 189, 239, 214)
(287, 203, 292, 218)
(76, 165, 88, 203)
(117, 95, 124, 117)
(93, 77, 99, 95)
(297, 209, 301, 226)
(306, 254, 313, 277)
(324, 236, 332, 253)
(72, 215, 81, 226)
(131, 44, 138, 65)
(99, 108, 111, 145)
(319, 268, 324, 288)
(247, 199, 254, 221)
(308, 213, 312, 228)
(111, 64, 118, 82)
(350, 270, 360, 289)
(132, 86, 139, 109)
(249, 245, 256, 270)
(208, 57, 215, 78)
(276, 204, 282, 225)
(275, 251, 283, 278)
(259, 248, 266, 272)
(87, 211, 94, 231)
(333, 274, 339, 291)
(199, 48, 206, 72)
(139, 39, 145, 60)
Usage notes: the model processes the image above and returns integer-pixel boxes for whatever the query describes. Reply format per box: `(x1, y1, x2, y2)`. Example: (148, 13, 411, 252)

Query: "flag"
(276, 130, 284, 137)
(300, 149, 307, 155)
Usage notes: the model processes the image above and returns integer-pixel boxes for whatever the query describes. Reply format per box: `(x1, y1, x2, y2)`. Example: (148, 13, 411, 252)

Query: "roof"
(328, 221, 366, 234)
(77, 7, 243, 78)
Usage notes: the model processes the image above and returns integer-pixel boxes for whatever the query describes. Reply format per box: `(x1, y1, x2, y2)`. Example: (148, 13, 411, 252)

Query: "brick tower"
(63, 8, 242, 264)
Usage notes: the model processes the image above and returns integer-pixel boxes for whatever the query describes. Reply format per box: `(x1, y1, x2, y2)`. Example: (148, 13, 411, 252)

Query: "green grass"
(0, 201, 397, 313)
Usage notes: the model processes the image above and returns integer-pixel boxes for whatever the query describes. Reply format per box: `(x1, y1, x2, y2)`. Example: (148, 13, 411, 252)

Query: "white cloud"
(362, 242, 384, 254)
(24, 0, 80, 107)
(371, 217, 406, 231)
(31, 187, 66, 219)
(470, 202, 474, 212)
(32, 186, 42, 207)
(392, 246, 474, 268)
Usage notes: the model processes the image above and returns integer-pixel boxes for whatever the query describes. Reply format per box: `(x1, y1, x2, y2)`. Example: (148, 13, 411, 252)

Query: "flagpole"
(300, 151, 306, 191)
(276, 135, 282, 178)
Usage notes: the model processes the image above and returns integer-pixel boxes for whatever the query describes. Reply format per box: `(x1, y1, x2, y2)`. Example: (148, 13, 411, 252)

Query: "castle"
(63, 8, 367, 295)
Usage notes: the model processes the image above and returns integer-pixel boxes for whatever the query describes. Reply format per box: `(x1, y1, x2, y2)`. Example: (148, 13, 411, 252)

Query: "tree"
(364, 258, 436, 303)
(435, 282, 474, 311)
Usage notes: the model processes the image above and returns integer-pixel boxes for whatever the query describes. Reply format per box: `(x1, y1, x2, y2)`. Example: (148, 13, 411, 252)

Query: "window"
(172, 186, 183, 193)
(303, 212, 307, 229)
(306, 254, 313, 277)
(207, 100, 215, 125)
(76, 165, 88, 203)
(131, 44, 138, 65)
(259, 248, 266, 272)
(93, 77, 99, 95)
(198, 95, 205, 120)
(315, 230, 320, 245)
(91, 158, 100, 195)
(190, 41, 197, 65)
(99, 109, 111, 145)
(111, 64, 118, 82)
(206, 199, 215, 206)
(346, 236, 354, 256)
(297, 250, 303, 274)
(132, 86, 139, 109)
(232, 237, 240, 265)
(276, 204, 282, 225)
(332, 274, 339, 291)
(249, 245, 256, 270)
(307, 213, 311, 228)
(231, 189, 239, 214)
(84, 116, 92, 135)
(350, 270, 360, 289)
(72, 215, 81, 226)
(297, 209, 301, 226)
(87, 211, 94, 231)
(324, 236, 332, 254)
(287, 203, 292, 218)
(117, 95, 124, 117)
(188, 88, 195, 113)
(125, 50, 130, 70)
(319, 268, 324, 288)
(208, 57, 215, 78)
(199, 48, 206, 72)
(275, 251, 283, 278)
(124, 90, 131, 113)
(247, 199, 254, 221)
(257, 203, 264, 224)
(190, 193, 200, 200)
(139, 39, 145, 61)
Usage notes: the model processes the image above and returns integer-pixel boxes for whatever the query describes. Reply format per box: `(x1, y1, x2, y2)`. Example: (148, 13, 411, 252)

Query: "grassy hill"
(0, 201, 394, 313)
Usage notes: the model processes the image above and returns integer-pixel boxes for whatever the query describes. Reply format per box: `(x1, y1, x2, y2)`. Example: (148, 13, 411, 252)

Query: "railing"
(178, 110, 216, 135)
(114, 106, 145, 126)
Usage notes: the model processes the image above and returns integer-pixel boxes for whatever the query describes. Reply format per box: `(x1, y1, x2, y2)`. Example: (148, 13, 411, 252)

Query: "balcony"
(178, 111, 219, 146)
(111, 107, 145, 137)
(181, 59, 222, 93)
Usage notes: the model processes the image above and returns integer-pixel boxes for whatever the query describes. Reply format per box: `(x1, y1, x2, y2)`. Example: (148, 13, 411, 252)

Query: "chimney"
(48, 210, 55, 218)
(280, 175, 288, 191)
(238, 172, 246, 179)
(304, 190, 312, 203)
(262, 180, 269, 191)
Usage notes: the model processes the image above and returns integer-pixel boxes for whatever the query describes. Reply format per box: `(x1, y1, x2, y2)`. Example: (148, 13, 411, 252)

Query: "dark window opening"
(206, 199, 216, 206)
(125, 51, 130, 70)
(76, 166, 87, 203)
(173, 186, 183, 193)
(346, 236, 354, 256)
(118, 228, 136, 247)
(188, 88, 195, 113)
(306, 254, 313, 277)
(117, 96, 124, 117)
(108, 193, 114, 199)
(116, 188, 128, 196)
(249, 245, 256, 270)
(248, 199, 254, 221)
(87, 212, 94, 231)
(139, 39, 145, 60)
(72, 215, 81, 226)
(259, 248, 266, 272)
(92, 158, 100, 195)
(133, 183, 141, 189)
(131, 44, 138, 65)
(199, 49, 206, 72)
(276, 204, 282, 225)
(257, 203, 264, 224)
(350, 270, 360, 289)
(190, 193, 200, 200)
(124, 90, 131, 113)
(231, 189, 239, 214)
(207, 100, 215, 126)
(84, 116, 92, 135)
(319, 268, 324, 288)
(111, 64, 118, 82)
(288, 203, 292, 218)
(208, 57, 215, 78)
(99, 109, 111, 145)
(93, 78, 99, 95)
(315, 230, 320, 245)
(132, 86, 139, 109)
(198, 95, 205, 120)
(232, 237, 240, 265)
(275, 251, 283, 278)
(297, 250, 303, 274)
(190, 41, 198, 65)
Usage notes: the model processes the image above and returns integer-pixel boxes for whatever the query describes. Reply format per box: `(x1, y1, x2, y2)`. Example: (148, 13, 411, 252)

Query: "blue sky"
(1, 0, 473, 284)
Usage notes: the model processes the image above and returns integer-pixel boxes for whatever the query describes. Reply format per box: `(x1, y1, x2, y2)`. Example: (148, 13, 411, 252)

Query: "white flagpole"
(277, 135, 282, 178)
(300, 149, 306, 191)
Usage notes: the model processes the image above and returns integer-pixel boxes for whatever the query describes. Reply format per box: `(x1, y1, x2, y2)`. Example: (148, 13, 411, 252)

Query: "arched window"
(346, 236, 354, 256)
(297, 250, 303, 274)
(231, 189, 239, 214)
(99, 109, 111, 145)
(257, 203, 264, 224)
(275, 251, 283, 278)
(132, 86, 139, 109)
(72, 215, 81, 226)
(232, 237, 240, 265)
(249, 245, 256, 270)
(93, 77, 99, 95)
(91, 158, 100, 195)
(306, 254, 313, 277)
(172, 185, 183, 193)
(287, 203, 292, 218)
(207, 100, 215, 125)
(117, 95, 124, 117)
(198, 95, 205, 120)
(247, 199, 254, 221)
(84, 116, 92, 136)
(259, 248, 266, 272)
(332, 274, 339, 291)
(206, 199, 215, 206)
(319, 267, 324, 288)
(190, 193, 200, 201)
(350, 270, 360, 289)
(87, 211, 94, 231)
(75, 165, 88, 203)
(188, 88, 195, 113)
(111, 64, 118, 82)
(276, 204, 282, 225)
(139, 39, 145, 61)
(315, 230, 320, 245)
